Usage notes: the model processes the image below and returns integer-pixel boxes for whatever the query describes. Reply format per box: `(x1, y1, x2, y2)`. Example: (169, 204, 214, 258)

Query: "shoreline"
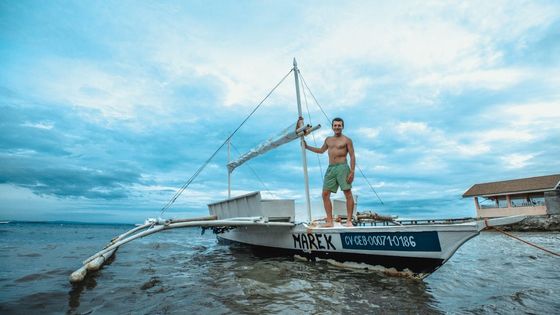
(500, 215, 560, 232)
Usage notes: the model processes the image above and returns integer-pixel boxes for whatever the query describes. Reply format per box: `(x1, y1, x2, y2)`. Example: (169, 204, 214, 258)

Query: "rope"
(491, 226, 560, 257)
(299, 70, 324, 181)
(299, 72, 330, 124)
(160, 69, 293, 216)
(230, 142, 276, 199)
(299, 71, 384, 206)
(356, 166, 384, 206)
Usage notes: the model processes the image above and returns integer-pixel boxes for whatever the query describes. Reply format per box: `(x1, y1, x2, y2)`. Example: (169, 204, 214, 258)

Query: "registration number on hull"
(340, 232, 441, 252)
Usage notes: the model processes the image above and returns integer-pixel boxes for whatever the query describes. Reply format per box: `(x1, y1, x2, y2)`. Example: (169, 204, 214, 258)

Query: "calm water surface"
(1, 222, 559, 314)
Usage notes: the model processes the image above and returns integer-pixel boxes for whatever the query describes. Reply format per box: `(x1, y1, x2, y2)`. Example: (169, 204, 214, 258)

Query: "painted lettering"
(339, 232, 441, 252)
(307, 234, 318, 250)
(345, 235, 352, 246)
(292, 233, 337, 251)
(292, 234, 301, 249)
(316, 234, 325, 249)
(301, 234, 309, 249)
(325, 234, 336, 250)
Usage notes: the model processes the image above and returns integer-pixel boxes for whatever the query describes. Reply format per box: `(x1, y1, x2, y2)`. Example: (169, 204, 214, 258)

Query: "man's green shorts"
(323, 163, 352, 193)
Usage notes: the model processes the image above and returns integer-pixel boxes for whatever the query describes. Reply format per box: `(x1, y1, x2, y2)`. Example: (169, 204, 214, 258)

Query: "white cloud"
(21, 121, 54, 130)
(37, 60, 147, 119)
(475, 129, 535, 143)
(373, 165, 389, 172)
(21, 57, 205, 131)
(416, 155, 446, 172)
(500, 101, 560, 126)
(296, 1, 559, 106)
(501, 153, 534, 169)
(356, 127, 380, 139)
(151, 36, 297, 108)
(22, 1, 560, 122)
(390, 121, 491, 158)
(394, 121, 429, 135)
(475, 100, 560, 144)
(356, 148, 386, 162)
(4, 149, 38, 156)
(311, 128, 332, 141)
(454, 143, 490, 156)
(412, 68, 526, 91)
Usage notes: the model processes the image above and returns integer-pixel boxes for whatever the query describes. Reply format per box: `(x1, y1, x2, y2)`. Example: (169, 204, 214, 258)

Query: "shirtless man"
(304, 117, 355, 227)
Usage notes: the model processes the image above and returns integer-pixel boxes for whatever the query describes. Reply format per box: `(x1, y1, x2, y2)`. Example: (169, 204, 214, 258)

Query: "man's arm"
(347, 137, 355, 184)
(303, 138, 328, 154)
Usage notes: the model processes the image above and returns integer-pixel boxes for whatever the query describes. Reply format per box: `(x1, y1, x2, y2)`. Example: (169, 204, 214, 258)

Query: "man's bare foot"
(345, 221, 354, 227)
(321, 222, 334, 228)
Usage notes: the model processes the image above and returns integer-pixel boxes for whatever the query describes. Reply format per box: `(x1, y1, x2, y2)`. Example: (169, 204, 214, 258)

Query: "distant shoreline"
(501, 215, 560, 232)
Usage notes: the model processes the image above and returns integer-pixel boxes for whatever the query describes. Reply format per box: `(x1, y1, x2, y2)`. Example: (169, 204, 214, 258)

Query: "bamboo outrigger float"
(70, 60, 527, 283)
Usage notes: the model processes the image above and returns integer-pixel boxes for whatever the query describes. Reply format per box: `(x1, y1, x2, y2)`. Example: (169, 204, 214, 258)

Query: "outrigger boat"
(70, 60, 525, 282)
(207, 192, 524, 279)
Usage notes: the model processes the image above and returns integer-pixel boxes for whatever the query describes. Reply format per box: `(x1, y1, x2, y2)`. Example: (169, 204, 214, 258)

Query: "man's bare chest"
(327, 138, 348, 150)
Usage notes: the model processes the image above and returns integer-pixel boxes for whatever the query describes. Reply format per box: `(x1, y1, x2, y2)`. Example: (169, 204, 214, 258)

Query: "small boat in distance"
(71, 60, 525, 282)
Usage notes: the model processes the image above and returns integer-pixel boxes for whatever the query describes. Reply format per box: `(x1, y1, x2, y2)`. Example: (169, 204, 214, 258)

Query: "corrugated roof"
(462, 174, 560, 197)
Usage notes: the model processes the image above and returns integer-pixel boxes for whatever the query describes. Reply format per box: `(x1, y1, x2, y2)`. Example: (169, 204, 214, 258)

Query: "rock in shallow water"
(503, 215, 560, 231)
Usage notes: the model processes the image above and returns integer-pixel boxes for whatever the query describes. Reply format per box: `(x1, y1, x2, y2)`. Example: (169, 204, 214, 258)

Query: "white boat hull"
(216, 222, 482, 277)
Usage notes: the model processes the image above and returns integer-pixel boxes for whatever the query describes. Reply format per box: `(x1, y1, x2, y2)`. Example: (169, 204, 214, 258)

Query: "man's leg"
(343, 189, 354, 227)
(322, 190, 333, 227)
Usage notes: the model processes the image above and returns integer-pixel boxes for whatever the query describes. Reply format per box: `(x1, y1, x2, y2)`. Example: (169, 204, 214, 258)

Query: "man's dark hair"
(332, 117, 344, 127)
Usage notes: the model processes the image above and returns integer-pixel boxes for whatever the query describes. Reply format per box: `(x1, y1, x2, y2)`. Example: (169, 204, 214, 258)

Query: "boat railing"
(480, 201, 545, 209)
(512, 201, 545, 207)
(395, 217, 475, 225)
(355, 212, 475, 226)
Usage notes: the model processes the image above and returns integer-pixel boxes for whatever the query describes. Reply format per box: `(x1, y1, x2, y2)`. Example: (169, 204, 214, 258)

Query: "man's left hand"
(347, 171, 354, 184)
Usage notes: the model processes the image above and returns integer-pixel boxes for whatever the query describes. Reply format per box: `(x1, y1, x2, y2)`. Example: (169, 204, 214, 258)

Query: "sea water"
(1, 222, 559, 314)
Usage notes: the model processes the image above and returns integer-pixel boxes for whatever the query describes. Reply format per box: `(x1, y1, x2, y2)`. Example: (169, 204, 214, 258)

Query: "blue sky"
(1, 1, 559, 223)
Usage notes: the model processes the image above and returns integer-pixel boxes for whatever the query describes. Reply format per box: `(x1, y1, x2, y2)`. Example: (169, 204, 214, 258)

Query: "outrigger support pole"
(69, 215, 294, 283)
(293, 58, 313, 223)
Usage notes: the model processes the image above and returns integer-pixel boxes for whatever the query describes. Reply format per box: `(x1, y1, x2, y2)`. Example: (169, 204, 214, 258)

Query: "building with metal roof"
(463, 174, 560, 218)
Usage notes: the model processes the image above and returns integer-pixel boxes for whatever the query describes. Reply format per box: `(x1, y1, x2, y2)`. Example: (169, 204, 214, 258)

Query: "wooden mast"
(227, 139, 231, 199)
(293, 58, 312, 222)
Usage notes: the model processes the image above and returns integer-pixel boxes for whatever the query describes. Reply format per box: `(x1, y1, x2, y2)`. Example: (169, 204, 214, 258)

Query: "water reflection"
(196, 242, 441, 314)
(68, 275, 97, 311)
(67, 252, 117, 312)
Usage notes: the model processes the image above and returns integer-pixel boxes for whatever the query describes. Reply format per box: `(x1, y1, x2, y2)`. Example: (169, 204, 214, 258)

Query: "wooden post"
(228, 140, 231, 199)
(474, 197, 480, 211)
(506, 195, 512, 208)
(293, 58, 312, 223)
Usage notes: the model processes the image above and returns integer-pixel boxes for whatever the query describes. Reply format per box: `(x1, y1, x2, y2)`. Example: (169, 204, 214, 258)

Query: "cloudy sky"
(1, 1, 559, 223)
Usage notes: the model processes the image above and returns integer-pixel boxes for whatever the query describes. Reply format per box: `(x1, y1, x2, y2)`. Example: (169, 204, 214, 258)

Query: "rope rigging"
(299, 70, 324, 182)
(159, 69, 293, 216)
(483, 219, 560, 257)
(492, 226, 559, 257)
(298, 71, 384, 206)
(159, 65, 385, 217)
